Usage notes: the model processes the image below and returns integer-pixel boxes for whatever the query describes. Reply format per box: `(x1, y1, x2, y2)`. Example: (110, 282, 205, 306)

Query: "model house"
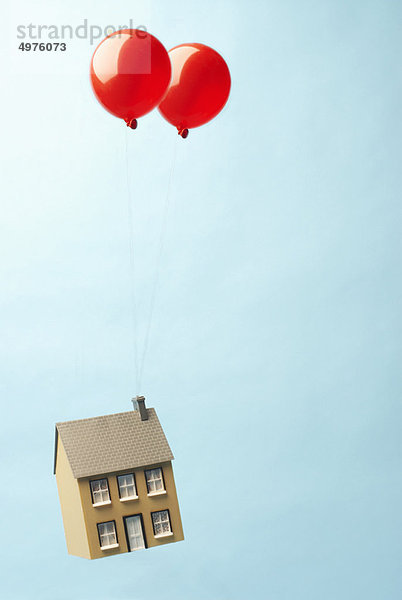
(53, 396, 184, 559)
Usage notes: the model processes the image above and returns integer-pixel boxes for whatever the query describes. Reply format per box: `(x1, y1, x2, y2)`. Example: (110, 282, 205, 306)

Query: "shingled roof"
(54, 408, 174, 479)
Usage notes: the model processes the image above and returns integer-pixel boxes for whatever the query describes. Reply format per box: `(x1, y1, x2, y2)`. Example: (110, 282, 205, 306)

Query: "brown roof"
(54, 408, 174, 479)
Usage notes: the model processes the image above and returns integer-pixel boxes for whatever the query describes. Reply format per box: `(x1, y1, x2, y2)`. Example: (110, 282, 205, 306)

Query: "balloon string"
(125, 128, 140, 393)
(138, 136, 178, 392)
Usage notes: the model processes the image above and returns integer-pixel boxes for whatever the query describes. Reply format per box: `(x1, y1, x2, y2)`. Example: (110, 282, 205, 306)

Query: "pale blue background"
(1, 1, 401, 599)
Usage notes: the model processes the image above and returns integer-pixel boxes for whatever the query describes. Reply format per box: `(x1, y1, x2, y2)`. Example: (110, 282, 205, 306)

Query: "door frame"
(123, 513, 148, 551)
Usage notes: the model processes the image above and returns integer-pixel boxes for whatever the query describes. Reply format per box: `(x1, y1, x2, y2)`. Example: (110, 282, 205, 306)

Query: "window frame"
(144, 467, 166, 496)
(89, 478, 111, 506)
(117, 473, 138, 501)
(151, 509, 173, 538)
(97, 520, 119, 550)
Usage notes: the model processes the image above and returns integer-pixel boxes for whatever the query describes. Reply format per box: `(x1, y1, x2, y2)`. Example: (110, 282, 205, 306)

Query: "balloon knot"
(178, 128, 189, 139)
(126, 118, 138, 130)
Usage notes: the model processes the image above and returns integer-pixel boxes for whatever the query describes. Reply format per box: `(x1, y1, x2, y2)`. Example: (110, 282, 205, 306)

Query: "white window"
(90, 479, 110, 505)
(117, 473, 137, 500)
(152, 510, 172, 537)
(97, 521, 118, 549)
(145, 468, 165, 495)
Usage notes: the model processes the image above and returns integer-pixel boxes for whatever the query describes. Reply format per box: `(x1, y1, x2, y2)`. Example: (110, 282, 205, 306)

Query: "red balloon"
(158, 43, 231, 136)
(90, 29, 171, 125)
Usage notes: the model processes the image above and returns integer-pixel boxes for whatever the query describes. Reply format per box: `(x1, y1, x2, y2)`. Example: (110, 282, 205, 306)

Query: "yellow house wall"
(55, 438, 91, 559)
(78, 461, 184, 559)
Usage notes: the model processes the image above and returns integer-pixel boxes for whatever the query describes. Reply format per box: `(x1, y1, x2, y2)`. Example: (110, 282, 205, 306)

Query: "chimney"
(132, 395, 148, 421)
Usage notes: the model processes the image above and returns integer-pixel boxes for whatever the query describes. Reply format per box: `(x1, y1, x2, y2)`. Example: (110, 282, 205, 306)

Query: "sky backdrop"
(1, 1, 402, 599)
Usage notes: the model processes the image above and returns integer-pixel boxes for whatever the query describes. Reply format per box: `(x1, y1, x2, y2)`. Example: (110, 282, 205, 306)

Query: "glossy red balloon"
(158, 43, 231, 135)
(90, 29, 171, 124)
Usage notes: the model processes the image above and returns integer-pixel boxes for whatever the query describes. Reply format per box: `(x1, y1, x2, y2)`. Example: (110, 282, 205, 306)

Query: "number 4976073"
(18, 42, 66, 51)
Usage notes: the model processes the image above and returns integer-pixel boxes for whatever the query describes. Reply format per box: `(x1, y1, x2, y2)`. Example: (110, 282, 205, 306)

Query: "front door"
(124, 515, 146, 551)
